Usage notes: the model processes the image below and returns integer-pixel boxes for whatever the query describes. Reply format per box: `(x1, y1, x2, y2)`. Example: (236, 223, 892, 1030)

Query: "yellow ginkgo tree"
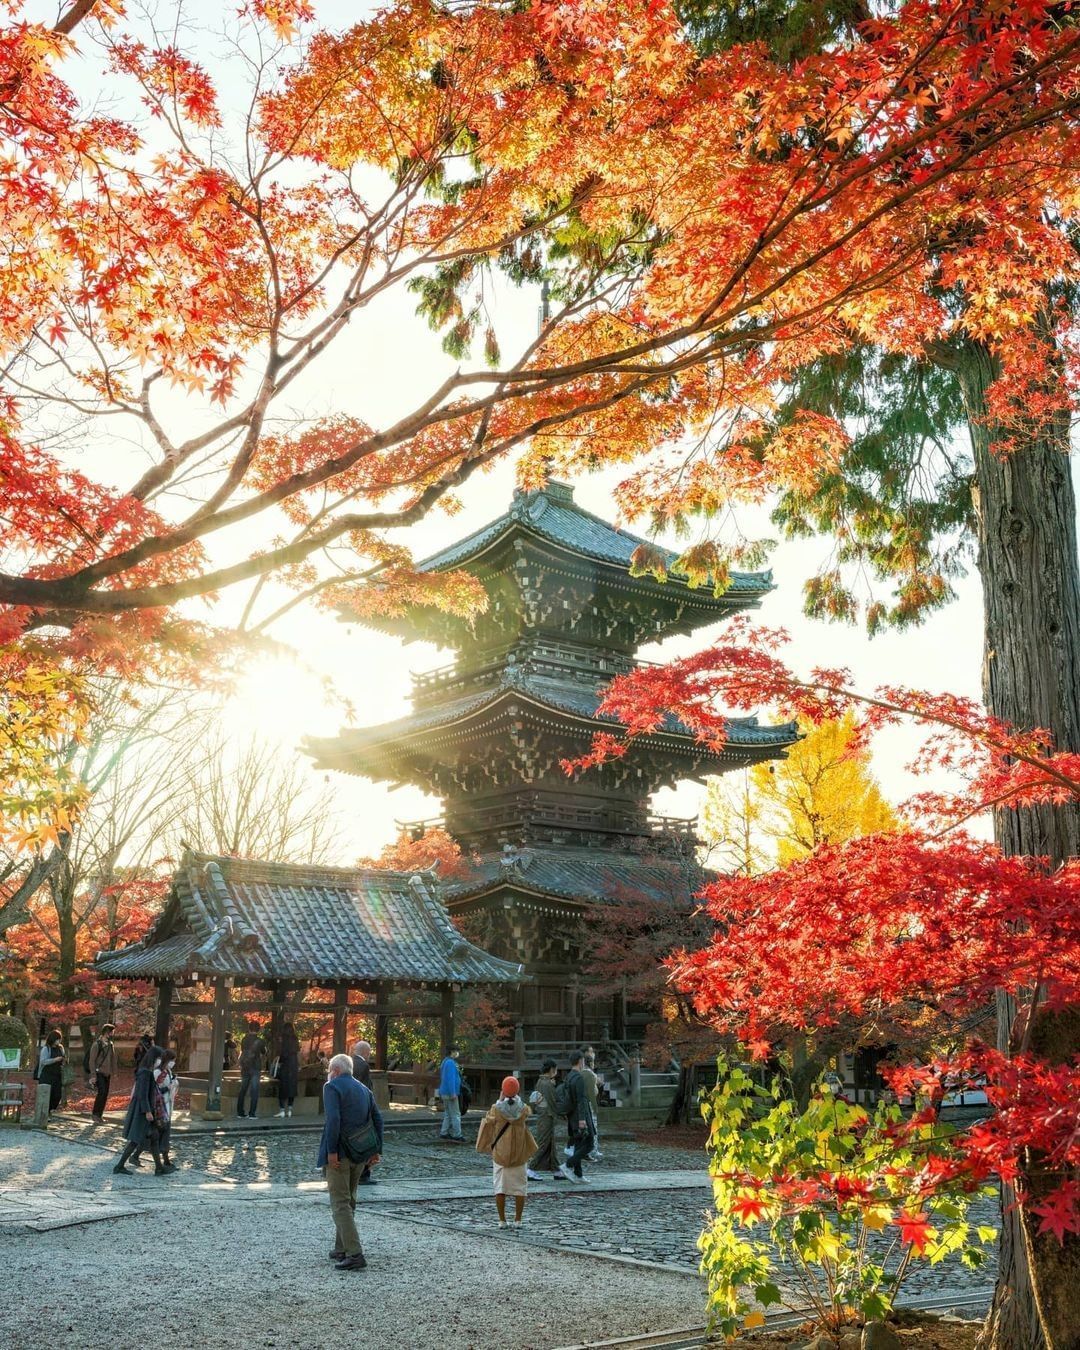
(1, 660, 89, 854)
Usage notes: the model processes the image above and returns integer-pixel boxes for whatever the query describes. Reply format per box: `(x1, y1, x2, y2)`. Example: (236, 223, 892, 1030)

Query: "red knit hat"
(501, 1076, 520, 1098)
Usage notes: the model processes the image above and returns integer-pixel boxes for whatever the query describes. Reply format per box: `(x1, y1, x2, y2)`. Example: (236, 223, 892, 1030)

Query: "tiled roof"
(418, 480, 772, 598)
(442, 845, 711, 909)
(94, 851, 523, 985)
(305, 667, 798, 768)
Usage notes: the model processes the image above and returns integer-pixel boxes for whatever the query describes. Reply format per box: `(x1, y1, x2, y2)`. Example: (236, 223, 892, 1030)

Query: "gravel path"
(0, 1134, 698, 1350)
(1, 1125, 998, 1349)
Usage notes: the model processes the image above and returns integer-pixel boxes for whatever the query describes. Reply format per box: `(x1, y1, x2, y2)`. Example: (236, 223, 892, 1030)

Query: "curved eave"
(305, 687, 799, 778)
(338, 522, 773, 638)
(421, 519, 773, 596)
(94, 942, 522, 986)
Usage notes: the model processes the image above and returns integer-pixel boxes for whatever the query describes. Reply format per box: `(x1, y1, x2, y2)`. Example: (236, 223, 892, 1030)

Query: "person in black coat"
(350, 1040, 373, 1089)
(350, 1041, 376, 1184)
(236, 1023, 266, 1118)
(563, 1049, 593, 1182)
(113, 1045, 174, 1176)
(37, 1030, 65, 1113)
(275, 1023, 300, 1117)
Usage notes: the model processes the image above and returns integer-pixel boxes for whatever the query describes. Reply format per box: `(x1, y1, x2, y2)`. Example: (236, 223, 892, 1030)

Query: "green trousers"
(326, 1159, 364, 1256)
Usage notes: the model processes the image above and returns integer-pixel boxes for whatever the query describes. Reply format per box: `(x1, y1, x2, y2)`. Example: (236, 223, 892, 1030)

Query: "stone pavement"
(0, 1186, 140, 1231)
(45, 1112, 702, 1186)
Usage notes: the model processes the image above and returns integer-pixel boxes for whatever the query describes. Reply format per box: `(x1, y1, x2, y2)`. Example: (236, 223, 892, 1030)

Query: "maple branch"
(53, 1, 100, 37)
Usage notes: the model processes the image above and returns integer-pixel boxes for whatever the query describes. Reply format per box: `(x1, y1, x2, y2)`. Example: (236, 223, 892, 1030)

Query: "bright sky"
(44, 0, 990, 864)
(222, 451, 986, 864)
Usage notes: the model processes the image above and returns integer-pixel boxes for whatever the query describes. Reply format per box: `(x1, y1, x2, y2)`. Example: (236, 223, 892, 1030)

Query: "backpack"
(553, 1073, 576, 1117)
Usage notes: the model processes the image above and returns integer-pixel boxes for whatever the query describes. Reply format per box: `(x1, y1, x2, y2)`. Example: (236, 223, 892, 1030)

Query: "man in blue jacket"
(318, 1053, 384, 1270)
(437, 1044, 464, 1141)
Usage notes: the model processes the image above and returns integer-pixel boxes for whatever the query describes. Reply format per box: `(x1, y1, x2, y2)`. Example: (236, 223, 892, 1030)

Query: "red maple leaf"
(895, 1210, 934, 1254)
(1031, 1182, 1080, 1245)
(730, 1192, 770, 1224)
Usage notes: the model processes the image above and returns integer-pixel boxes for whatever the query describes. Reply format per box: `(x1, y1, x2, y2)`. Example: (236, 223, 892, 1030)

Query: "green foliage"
(698, 1060, 995, 1338)
(676, 3, 977, 634)
(0, 1014, 30, 1051)
(677, 0, 868, 63)
(770, 350, 973, 631)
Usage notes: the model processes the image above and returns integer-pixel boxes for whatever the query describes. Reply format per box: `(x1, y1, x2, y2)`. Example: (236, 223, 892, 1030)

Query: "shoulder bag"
(338, 1082, 380, 1164)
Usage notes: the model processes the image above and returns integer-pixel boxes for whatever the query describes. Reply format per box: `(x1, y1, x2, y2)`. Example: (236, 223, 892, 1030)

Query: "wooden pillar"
(441, 985, 456, 1056)
(154, 979, 174, 1049)
(374, 981, 389, 1070)
(205, 979, 230, 1116)
(332, 982, 348, 1055)
(269, 981, 285, 1058)
(613, 983, 627, 1042)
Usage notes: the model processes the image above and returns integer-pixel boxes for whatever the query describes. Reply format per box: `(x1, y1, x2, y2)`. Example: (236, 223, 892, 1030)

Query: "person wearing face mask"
(112, 1045, 174, 1177)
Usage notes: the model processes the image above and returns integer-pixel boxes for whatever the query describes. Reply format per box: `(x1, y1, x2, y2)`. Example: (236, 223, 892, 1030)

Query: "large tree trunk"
(954, 335, 1080, 1350)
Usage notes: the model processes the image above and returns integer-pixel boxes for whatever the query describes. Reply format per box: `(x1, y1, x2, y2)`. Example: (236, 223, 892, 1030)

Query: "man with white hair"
(350, 1040, 373, 1089)
(317, 1053, 383, 1270)
(350, 1040, 376, 1185)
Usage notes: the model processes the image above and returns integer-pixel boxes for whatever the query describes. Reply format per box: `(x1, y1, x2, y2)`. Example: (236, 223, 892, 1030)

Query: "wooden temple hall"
(94, 850, 523, 1115)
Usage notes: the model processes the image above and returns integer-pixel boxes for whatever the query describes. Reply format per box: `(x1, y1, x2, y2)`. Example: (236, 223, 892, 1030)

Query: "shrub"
(698, 1060, 996, 1339)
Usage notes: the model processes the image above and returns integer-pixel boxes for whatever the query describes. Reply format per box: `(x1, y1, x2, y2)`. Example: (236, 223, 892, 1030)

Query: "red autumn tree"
(1, 0, 1077, 669)
(570, 624, 1080, 1343)
(358, 826, 471, 881)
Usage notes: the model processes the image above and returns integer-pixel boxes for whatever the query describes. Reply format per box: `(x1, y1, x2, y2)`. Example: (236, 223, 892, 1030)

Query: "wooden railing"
(395, 800, 699, 845)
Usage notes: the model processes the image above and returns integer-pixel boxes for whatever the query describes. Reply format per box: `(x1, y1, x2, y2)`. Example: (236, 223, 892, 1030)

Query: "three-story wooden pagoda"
(307, 481, 797, 1046)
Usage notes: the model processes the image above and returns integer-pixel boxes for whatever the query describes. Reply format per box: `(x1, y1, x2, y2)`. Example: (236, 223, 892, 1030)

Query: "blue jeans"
(237, 1069, 260, 1116)
(440, 1094, 462, 1138)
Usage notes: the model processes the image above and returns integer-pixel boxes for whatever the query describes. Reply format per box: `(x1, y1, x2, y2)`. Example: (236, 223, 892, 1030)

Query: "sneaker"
(328, 1249, 345, 1262)
(498, 1220, 508, 1229)
(335, 1253, 367, 1271)
(248, 1113, 258, 1119)
(275, 1110, 286, 1117)
(588, 1153, 603, 1162)
(285, 1107, 293, 1117)
(552, 1170, 568, 1181)
(526, 1169, 542, 1181)
(112, 1164, 132, 1175)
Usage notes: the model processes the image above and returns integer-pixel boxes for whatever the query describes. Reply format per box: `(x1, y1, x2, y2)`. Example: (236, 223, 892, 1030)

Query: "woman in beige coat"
(475, 1076, 537, 1228)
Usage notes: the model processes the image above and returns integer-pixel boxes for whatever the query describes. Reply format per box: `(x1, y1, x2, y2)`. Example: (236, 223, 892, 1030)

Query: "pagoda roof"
(305, 666, 798, 773)
(418, 480, 772, 600)
(442, 844, 710, 911)
(94, 850, 523, 986)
